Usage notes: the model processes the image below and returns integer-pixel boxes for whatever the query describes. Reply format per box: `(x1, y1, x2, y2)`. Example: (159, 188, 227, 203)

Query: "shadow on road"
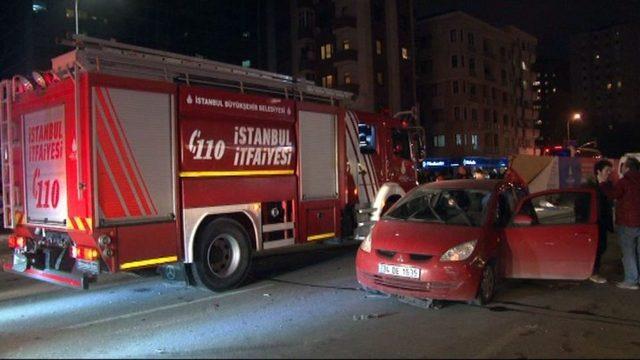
(247, 243, 359, 289)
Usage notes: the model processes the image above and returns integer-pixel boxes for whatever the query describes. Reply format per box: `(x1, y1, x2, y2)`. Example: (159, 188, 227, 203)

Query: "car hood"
(372, 219, 484, 255)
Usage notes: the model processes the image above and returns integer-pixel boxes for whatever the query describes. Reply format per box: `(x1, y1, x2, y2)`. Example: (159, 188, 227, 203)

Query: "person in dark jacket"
(601, 157, 640, 290)
(587, 160, 614, 284)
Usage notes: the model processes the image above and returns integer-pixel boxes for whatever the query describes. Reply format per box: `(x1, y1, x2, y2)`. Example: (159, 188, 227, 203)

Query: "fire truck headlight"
(98, 234, 111, 247)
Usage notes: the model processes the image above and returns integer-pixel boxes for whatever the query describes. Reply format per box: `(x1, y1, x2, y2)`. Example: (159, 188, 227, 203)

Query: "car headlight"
(440, 240, 477, 262)
(360, 232, 372, 253)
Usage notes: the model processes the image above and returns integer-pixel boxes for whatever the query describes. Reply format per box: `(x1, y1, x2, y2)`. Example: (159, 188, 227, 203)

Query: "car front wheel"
(471, 264, 496, 306)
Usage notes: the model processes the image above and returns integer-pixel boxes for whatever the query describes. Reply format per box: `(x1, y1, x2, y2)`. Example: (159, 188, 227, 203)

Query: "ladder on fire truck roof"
(0, 80, 16, 228)
(56, 35, 353, 105)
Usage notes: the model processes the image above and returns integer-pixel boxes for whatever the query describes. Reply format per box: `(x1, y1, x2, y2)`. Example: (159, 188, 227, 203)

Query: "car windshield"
(384, 188, 492, 227)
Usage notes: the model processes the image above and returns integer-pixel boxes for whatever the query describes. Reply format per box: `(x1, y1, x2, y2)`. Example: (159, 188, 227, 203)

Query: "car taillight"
(71, 246, 99, 261)
(8, 235, 25, 249)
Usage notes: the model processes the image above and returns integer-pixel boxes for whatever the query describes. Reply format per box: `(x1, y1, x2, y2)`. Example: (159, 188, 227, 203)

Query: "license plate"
(378, 263, 420, 279)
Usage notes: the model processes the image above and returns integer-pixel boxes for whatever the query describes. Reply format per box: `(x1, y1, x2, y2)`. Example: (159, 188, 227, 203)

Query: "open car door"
(501, 188, 598, 280)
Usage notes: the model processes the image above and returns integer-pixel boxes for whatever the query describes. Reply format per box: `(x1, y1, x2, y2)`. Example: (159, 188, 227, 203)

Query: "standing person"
(456, 166, 470, 179)
(587, 160, 614, 283)
(601, 157, 640, 290)
(473, 168, 485, 180)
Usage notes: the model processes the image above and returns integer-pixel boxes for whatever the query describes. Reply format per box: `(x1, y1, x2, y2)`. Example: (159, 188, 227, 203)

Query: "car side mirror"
(513, 214, 533, 226)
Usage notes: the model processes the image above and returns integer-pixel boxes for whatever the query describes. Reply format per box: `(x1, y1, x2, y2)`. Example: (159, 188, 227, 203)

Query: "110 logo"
(31, 168, 60, 209)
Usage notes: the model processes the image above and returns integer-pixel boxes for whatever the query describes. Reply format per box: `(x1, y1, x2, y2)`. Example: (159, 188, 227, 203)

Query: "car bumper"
(355, 248, 482, 301)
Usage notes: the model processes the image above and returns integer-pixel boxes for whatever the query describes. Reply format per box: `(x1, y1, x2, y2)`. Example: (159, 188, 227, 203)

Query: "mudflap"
(158, 262, 189, 285)
(2, 262, 91, 289)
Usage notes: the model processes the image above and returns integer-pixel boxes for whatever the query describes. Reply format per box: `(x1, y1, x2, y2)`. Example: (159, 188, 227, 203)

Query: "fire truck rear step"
(2, 262, 91, 289)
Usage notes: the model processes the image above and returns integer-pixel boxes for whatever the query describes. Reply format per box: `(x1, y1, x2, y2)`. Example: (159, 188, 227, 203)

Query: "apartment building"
(290, 0, 415, 114)
(570, 22, 640, 156)
(415, 11, 539, 157)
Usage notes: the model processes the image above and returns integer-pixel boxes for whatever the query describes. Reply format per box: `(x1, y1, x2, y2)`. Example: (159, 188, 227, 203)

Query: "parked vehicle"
(0, 36, 425, 290)
(356, 179, 598, 305)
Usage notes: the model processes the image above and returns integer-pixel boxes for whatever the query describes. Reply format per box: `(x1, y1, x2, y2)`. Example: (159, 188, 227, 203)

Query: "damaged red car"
(356, 179, 598, 305)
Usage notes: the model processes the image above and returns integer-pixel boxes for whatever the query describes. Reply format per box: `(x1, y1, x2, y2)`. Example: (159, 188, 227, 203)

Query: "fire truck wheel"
(193, 218, 252, 291)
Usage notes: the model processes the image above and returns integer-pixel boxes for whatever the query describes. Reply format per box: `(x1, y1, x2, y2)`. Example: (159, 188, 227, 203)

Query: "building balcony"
(333, 15, 357, 30)
(297, 0, 314, 9)
(299, 57, 317, 71)
(336, 83, 360, 94)
(298, 27, 314, 40)
(334, 49, 358, 63)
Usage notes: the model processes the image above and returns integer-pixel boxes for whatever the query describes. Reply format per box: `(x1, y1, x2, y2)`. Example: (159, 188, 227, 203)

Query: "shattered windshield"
(384, 188, 492, 227)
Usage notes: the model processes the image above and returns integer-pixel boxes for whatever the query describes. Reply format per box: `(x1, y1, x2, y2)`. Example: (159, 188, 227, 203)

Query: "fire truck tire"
(192, 218, 252, 291)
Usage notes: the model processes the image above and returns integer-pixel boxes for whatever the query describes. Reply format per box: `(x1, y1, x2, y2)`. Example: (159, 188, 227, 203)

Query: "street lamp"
(567, 112, 581, 143)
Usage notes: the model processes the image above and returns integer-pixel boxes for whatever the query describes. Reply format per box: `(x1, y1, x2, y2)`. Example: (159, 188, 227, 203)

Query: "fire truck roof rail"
(56, 35, 353, 104)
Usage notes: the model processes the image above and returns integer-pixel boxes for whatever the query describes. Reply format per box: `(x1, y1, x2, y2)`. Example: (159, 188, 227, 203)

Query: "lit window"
(456, 134, 462, 146)
(376, 40, 383, 55)
(33, 1, 46, 12)
(344, 72, 352, 84)
(521, 61, 527, 70)
(617, 81, 622, 88)
(342, 40, 350, 50)
(471, 135, 479, 150)
(401, 47, 409, 60)
(552, 87, 557, 93)
(241, 60, 251, 68)
(321, 75, 334, 88)
(434, 135, 446, 147)
(320, 43, 333, 59)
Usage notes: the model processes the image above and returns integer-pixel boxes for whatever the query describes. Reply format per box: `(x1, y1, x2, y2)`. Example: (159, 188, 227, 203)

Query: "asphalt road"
(1, 233, 640, 358)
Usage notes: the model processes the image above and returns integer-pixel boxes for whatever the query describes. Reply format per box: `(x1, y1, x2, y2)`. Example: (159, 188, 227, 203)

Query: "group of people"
(591, 157, 640, 290)
(421, 166, 504, 183)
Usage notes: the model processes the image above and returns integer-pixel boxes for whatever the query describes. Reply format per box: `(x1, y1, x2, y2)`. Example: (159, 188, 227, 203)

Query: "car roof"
(420, 179, 504, 191)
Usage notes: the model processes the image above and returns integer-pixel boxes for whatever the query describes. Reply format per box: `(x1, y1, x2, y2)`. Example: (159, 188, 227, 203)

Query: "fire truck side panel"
(88, 74, 180, 270)
(177, 86, 298, 258)
(296, 102, 342, 242)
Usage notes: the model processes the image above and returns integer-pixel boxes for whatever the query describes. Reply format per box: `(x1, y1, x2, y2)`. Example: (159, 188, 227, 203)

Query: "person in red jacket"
(601, 157, 640, 290)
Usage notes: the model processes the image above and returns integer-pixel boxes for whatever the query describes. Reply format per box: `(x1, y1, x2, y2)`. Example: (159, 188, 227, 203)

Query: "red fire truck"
(0, 36, 424, 291)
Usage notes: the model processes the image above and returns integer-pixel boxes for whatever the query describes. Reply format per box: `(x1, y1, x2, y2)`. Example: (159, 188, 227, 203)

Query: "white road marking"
(64, 283, 274, 330)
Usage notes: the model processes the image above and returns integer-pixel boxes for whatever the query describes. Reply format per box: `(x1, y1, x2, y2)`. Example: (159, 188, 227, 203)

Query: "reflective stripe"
(307, 232, 335, 241)
(75, 217, 86, 231)
(120, 256, 178, 270)
(180, 170, 294, 178)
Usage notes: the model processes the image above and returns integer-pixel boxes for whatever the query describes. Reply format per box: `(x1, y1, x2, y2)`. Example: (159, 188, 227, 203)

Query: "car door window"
(517, 192, 592, 225)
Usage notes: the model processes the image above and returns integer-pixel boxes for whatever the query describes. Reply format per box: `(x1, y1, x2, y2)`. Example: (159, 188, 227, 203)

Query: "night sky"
(415, 0, 640, 60)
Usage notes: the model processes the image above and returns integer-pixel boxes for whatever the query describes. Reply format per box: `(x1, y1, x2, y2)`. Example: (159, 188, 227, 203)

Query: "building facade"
(533, 59, 572, 147)
(289, 0, 416, 114)
(415, 11, 539, 157)
(570, 22, 640, 157)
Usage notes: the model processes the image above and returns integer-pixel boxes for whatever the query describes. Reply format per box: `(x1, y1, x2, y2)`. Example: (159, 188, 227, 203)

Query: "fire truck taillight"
(71, 246, 99, 261)
(98, 234, 112, 247)
(7, 235, 25, 249)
